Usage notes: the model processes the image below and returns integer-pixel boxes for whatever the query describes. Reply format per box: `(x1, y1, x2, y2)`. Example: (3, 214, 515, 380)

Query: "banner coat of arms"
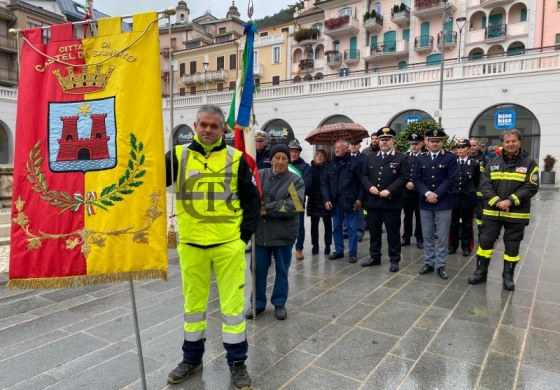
(8, 13, 167, 289)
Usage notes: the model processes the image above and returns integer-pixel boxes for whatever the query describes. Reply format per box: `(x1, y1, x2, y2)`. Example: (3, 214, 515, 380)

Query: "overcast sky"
(89, 0, 294, 20)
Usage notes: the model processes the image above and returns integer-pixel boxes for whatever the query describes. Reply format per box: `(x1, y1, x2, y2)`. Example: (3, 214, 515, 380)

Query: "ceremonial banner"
(226, 22, 260, 192)
(9, 13, 167, 289)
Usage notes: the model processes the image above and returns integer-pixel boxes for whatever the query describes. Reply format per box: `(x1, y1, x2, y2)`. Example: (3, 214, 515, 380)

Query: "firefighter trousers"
(476, 219, 526, 262)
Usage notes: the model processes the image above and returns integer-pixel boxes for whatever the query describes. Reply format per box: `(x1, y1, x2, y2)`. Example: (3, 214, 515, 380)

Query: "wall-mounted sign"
(404, 115, 421, 125)
(494, 110, 516, 130)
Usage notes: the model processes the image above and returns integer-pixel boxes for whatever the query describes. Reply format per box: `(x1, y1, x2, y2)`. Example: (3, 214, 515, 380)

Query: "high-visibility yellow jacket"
(173, 140, 259, 246)
(480, 149, 539, 223)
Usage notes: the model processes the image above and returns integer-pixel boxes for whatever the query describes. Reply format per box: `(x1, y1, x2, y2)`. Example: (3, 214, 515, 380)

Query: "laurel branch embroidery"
(12, 192, 164, 254)
(26, 133, 146, 215)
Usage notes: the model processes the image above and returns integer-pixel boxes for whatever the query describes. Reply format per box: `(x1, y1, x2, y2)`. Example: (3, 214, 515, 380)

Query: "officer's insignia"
(433, 130, 438, 136)
(516, 167, 527, 173)
(491, 165, 500, 171)
(48, 97, 117, 173)
(383, 127, 390, 134)
(412, 134, 418, 138)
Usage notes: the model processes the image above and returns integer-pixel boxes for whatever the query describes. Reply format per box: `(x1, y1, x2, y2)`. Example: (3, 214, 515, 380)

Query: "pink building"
(534, 0, 560, 48)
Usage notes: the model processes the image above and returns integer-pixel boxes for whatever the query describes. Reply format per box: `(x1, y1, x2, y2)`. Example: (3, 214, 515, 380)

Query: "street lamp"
(456, 17, 467, 63)
(202, 61, 209, 94)
(438, 0, 449, 125)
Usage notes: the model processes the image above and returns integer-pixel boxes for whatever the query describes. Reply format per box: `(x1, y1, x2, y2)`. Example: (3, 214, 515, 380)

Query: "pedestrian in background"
(348, 140, 367, 241)
(468, 129, 538, 290)
(402, 133, 426, 249)
(247, 144, 305, 320)
(165, 104, 260, 389)
(255, 129, 271, 170)
(307, 149, 332, 255)
(362, 132, 380, 156)
(360, 127, 409, 272)
(322, 139, 365, 263)
(288, 139, 311, 261)
(413, 128, 458, 280)
(449, 138, 480, 257)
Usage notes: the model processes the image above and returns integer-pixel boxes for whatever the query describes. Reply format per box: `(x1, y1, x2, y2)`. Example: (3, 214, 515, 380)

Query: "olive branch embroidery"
(12, 192, 164, 255)
(26, 133, 146, 215)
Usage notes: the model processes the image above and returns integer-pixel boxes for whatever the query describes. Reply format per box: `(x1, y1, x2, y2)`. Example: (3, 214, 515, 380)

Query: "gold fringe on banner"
(7, 269, 167, 290)
(167, 224, 177, 249)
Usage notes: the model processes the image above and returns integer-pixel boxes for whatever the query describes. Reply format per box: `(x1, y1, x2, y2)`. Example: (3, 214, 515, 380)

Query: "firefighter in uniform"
(448, 138, 480, 257)
(469, 137, 488, 226)
(414, 128, 458, 280)
(468, 129, 539, 291)
(401, 133, 426, 249)
(360, 127, 409, 272)
(165, 104, 260, 389)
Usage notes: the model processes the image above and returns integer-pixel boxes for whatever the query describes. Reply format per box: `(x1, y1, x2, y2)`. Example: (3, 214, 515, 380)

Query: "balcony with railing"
(343, 49, 360, 64)
(183, 70, 228, 85)
(485, 24, 507, 41)
(391, 6, 411, 26)
(363, 40, 409, 62)
(480, 0, 514, 8)
(325, 51, 342, 67)
(412, 0, 456, 18)
(414, 35, 434, 53)
(293, 28, 322, 47)
(323, 15, 360, 38)
(437, 31, 458, 49)
(0, 68, 17, 85)
(0, 35, 17, 53)
(298, 59, 315, 73)
(363, 14, 383, 34)
(240, 33, 284, 49)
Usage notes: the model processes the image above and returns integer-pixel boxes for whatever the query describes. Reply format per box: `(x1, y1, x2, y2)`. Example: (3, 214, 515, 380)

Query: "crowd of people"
(164, 104, 539, 389)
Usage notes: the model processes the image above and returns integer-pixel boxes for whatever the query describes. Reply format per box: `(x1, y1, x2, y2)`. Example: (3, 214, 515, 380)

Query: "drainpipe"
(540, 0, 545, 48)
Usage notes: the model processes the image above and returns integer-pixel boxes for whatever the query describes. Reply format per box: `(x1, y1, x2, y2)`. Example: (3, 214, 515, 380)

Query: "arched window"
(389, 110, 435, 135)
(373, 2, 382, 14)
(311, 22, 323, 31)
(470, 104, 541, 159)
(339, 7, 353, 17)
(173, 124, 194, 146)
(0, 124, 8, 164)
(263, 119, 295, 146)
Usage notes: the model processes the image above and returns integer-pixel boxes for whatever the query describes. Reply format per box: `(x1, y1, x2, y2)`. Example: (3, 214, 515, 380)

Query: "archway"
(469, 103, 540, 160)
(262, 119, 295, 146)
(173, 124, 195, 146)
(0, 124, 9, 164)
(77, 148, 91, 160)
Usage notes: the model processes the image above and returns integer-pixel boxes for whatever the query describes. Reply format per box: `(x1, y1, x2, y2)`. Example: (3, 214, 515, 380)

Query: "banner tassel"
(167, 223, 177, 249)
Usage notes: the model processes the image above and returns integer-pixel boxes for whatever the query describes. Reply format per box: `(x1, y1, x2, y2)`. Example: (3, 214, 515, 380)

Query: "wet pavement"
(1, 189, 559, 389)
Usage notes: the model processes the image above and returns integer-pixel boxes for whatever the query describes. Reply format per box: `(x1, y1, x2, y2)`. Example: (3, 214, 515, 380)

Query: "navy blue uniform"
(402, 151, 426, 245)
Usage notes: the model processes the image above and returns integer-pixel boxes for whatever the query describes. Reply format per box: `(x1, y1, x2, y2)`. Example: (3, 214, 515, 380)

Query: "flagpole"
(129, 280, 148, 390)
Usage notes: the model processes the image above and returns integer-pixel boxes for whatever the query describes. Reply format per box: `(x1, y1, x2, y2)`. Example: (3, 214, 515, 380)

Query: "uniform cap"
(376, 127, 396, 139)
(408, 133, 422, 144)
(255, 130, 268, 140)
(456, 138, 470, 147)
(425, 128, 447, 139)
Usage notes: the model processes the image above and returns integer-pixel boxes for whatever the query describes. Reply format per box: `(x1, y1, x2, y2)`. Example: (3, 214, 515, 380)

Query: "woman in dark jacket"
(307, 149, 332, 255)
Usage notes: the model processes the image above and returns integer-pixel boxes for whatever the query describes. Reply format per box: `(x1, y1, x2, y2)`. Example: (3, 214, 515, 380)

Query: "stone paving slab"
(0, 190, 559, 389)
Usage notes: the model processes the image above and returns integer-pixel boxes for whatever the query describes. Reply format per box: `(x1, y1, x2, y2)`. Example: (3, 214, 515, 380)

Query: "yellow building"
(249, 21, 292, 88)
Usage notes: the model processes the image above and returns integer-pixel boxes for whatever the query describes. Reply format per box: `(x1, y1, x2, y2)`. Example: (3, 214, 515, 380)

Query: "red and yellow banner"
(8, 13, 167, 289)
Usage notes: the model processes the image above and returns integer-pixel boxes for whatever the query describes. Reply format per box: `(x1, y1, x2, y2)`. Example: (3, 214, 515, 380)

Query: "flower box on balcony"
(294, 28, 321, 43)
(325, 15, 350, 30)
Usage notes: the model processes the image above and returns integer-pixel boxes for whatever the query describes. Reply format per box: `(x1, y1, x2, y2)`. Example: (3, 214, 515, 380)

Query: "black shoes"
(502, 261, 517, 291)
(401, 237, 411, 247)
(230, 361, 252, 390)
(245, 307, 265, 319)
(462, 248, 471, 257)
(312, 245, 319, 255)
(361, 258, 381, 267)
(416, 241, 424, 249)
(448, 247, 457, 255)
(437, 267, 449, 280)
(389, 263, 399, 272)
(328, 252, 344, 260)
(167, 361, 203, 384)
(324, 245, 331, 255)
(468, 256, 490, 285)
(419, 264, 434, 275)
(349, 254, 357, 263)
(275, 306, 287, 320)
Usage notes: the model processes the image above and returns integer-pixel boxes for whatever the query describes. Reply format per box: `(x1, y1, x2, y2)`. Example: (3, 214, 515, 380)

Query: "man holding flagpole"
(165, 105, 260, 389)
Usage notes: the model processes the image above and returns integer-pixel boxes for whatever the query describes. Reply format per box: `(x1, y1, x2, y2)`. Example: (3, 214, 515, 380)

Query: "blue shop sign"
(404, 115, 421, 125)
(494, 110, 516, 130)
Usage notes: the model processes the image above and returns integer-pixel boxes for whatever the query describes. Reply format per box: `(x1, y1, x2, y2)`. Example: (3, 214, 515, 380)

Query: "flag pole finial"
(247, 0, 254, 19)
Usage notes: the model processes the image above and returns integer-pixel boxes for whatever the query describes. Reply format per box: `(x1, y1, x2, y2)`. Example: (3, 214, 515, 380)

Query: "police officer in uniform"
(449, 138, 480, 256)
(469, 137, 488, 226)
(255, 130, 272, 170)
(468, 129, 539, 291)
(360, 127, 409, 272)
(414, 128, 458, 280)
(401, 133, 426, 249)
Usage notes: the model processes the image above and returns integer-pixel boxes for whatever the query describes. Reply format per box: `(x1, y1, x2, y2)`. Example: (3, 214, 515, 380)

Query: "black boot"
(468, 256, 490, 285)
(502, 260, 517, 291)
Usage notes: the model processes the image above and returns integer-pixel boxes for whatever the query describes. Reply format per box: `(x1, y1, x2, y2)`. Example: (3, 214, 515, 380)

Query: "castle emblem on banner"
(48, 97, 117, 173)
